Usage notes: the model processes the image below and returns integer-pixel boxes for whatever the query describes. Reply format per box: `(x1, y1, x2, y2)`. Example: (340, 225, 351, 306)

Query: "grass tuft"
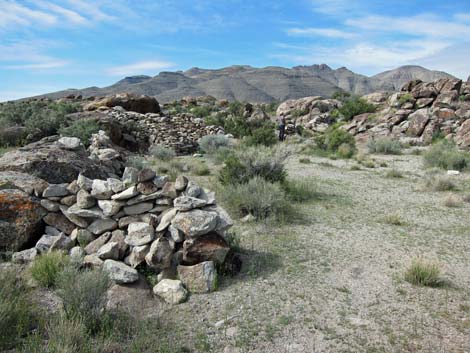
(404, 257, 443, 287)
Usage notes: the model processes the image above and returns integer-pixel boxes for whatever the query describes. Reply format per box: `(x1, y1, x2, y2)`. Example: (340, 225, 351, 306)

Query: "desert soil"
(163, 151, 470, 353)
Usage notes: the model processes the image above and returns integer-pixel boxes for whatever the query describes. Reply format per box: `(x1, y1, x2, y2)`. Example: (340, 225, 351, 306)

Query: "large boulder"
(85, 93, 160, 114)
(0, 189, 46, 251)
(182, 232, 230, 265)
(153, 279, 188, 304)
(177, 261, 217, 293)
(406, 109, 431, 136)
(455, 119, 470, 148)
(0, 171, 48, 196)
(0, 136, 109, 183)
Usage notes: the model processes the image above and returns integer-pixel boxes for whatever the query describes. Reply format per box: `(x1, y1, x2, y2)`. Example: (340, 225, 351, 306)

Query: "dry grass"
(443, 193, 463, 208)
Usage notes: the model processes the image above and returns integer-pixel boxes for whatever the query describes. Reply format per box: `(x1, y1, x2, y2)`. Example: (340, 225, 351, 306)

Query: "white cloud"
(309, 0, 358, 15)
(0, 0, 57, 28)
(66, 0, 114, 22)
(287, 27, 356, 39)
(29, 0, 88, 25)
(106, 60, 176, 76)
(3, 60, 69, 69)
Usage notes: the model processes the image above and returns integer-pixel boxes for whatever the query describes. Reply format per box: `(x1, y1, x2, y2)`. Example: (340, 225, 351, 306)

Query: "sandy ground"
(163, 151, 470, 353)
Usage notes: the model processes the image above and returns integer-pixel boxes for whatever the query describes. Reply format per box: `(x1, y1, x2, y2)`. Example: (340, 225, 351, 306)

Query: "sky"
(1, 0, 470, 101)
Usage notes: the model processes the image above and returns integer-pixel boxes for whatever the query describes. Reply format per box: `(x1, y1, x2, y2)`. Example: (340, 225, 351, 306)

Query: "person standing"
(278, 116, 286, 141)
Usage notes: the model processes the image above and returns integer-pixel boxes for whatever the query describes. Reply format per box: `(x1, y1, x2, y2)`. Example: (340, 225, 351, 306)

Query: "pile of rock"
(11, 167, 233, 304)
(107, 109, 225, 154)
(276, 96, 341, 133)
(343, 78, 470, 147)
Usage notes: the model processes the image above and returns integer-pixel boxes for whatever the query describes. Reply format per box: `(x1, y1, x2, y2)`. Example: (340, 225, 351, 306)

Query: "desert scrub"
(425, 175, 457, 191)
(56, 265, 111, 334)
(242, 123, 277, 147)
(443, 193, 463, 207)
(282, 178, 318, 202)
(383, 214, 406, 226)
(314, 124, 356, 158)
(30, 251, 70, 287)
(299, 157, 311, 164)
(423, 141, 469, 171)
(199, 134, 232, 154)
(149, 144, 177, 161)
(219, 145, 289, 185)
(404, 257, 442, 287)
(336, 96, 376, 121)
(58, 119, 100, 146)
(219, 177, 292, 221)
(126, 155, 147, 170)
(0, 270, 37, 350)
(385, 169, 403, 178)
(367, 137, 402, 155)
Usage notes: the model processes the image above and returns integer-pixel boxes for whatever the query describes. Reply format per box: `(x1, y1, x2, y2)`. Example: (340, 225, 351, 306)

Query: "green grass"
(404, 257, 443, 287)
(367, 137, 402, 155)
(383, 214, 406, 226)
(282, 178, 318, 202)
(425, 176, 457, 192)
(423, 141, 469, 171)
(30, 252, 70, 288)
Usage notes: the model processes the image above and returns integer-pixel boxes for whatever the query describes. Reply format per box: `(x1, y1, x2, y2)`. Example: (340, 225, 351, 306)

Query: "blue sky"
(1, 0, 470, 101)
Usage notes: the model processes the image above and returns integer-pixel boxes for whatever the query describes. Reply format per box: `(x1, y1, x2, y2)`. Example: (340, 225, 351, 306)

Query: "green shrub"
(386, 169, 403, 178)
(126, 156, 147, 170)
(219, 146, 288, 185)
(425, 176, 457, 191)
(282, 178, 318, 202)
(299, 157, 311, 164)
(405, 257, 442, 287)
(30, 252, 70, 288)
(58, 119, 100, 146)
(0, 270, 37, 350)
(190, 161, 211, 176)
(199, 134, 232, 154)
(336, 97, 376, 121)
(56, 266, 111, 334)
(423, 141, 469, 171)
(220, 177, 292, 221)
(367, 137, 402, 155)
(314, 125, 356, 158)
(398, 93, 414, 105)
(190, 105, 214, 118)
(149, 145, 176, 161)
(331, 91, 351, 102)
(383, 214, 406, 226)
(242, 124, 277, 147)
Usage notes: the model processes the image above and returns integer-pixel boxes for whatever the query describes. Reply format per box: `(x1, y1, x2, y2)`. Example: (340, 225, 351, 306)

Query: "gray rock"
(98, 200, 124, 217)
(43, 183, 69, 198)
(205, 205, 234, 235)
(126, 222, 155, 246)
(145, 237, 173, 271)
(138, 168, 156, 182)
(97, 241, 120, 260)
(118, 215, 142, 228)
(124, 244, 149, 268)
(153, 175, 168, 188)
(199, 189, 216, 205)
(41, 199, 60, 212)
(45, 226, 61, 237)
(88, 219, 117, 235)
(174, 196, 207, 211)
(59, 205, 89, 228)
(112, 186, 139, 200)
(122, 167, 139, 186)
(103, 259, 139, 284)
(43, 212, 75, 234)
(109, 230, 128, 258)
(185, 180, 202, 198)
(107, 178, 125, 193)
(177, 261, 217, 293)
(76, 189, 96, 209)
(175, 175, 188, 191)
(0, 170, 48, 196)
(137, 181, 159, 195)
(83, 254, 103, 268)
(123, 202, 153, 215)
(76, 229, 94, 247)
(171, 209, 219, 238)
(67, 180, 80, 194)
(36, 234, 59, 253)
(91, 179, 113, 199)
(60, 195, 77, 206)
(153, 279, 188, 304)
(69, 246, 85, 261)
(156, 208, 178, 232)
(58, 137, 82, 150)
(66, 205, 104, 218)
(84, 232, 111, 254)
(77, 174, 93, 191)
(161, 182, 177, 199)
(12, 248, 38, 263)
(169, 225, 184, 243)
(49, 233, 74, 252)
(126, 190, 162, 205)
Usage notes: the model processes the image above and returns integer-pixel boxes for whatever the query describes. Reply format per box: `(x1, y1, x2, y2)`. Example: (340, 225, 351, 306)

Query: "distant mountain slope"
(33, 65, 456, 103)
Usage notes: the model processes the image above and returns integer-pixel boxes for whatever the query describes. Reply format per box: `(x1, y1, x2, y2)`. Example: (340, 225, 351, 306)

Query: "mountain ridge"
(32, 64, 456, 103)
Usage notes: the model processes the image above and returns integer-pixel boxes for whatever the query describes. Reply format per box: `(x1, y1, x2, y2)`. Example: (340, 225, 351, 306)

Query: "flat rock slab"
(103, 259, 139, 284)
(171, 209, 219, 238)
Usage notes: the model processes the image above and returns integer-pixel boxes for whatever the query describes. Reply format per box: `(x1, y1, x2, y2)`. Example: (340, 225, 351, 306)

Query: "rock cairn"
(11, 166, 233, 304)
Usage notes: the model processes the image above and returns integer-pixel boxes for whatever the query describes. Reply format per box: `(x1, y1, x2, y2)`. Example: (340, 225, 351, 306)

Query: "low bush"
(58, 119, 100, 146)
(190, 105, 213, 118)
(336, 97, 376, 121)
(0, 270, 37, 350)
(190, 161, 211, 176)
(220, 177, 292, 221)
(30, 252, 70, 288)
(443, 193, 463, 207)
(425, 176, 456, 192)
(405, 257, 442, 287)
(299, 157, 311, 164)
(242, 124, 277, 147)
(56, 265, 111, 334)
(423, 141, 469, 171)
(314, 125, 356, 158)
(199, 134, 232, 154)
(282, 178, 318, 202)
(149, 145, 176, 161)
(219, 146, 289, 185)
(126, 156, 147, 170)
(367, 137, 402, 155)
(386, 169, 404, 178)
(383, 214, 406, 226)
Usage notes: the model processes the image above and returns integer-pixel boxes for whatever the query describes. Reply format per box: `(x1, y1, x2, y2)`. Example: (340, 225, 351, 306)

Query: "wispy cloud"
(0, 0, 57, 28)
(3, 60, 69, 69)
(106, 60, 176, 76)
(29, 0, 88, 25)
(309, 0, 361, 16)
(287, 27, 356, 39)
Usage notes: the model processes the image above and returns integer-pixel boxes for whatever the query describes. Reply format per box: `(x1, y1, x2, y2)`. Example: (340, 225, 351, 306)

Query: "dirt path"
(165, 152, 470, 353)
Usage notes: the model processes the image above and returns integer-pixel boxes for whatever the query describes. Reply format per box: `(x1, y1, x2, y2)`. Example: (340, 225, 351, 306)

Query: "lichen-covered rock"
(0, 171, 48, 196)
(183, 232, 230, 265)
(0, 189, 47, 251)
(103, 259, 139, 284)
(126, 222, 155, 246)
(171, 209, 219, 238)
(177, 261, 217, 293)
(145, 237, 173, 271)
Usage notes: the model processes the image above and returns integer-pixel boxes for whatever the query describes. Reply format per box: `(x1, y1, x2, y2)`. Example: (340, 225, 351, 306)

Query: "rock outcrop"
(84, 93, 160, 114)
